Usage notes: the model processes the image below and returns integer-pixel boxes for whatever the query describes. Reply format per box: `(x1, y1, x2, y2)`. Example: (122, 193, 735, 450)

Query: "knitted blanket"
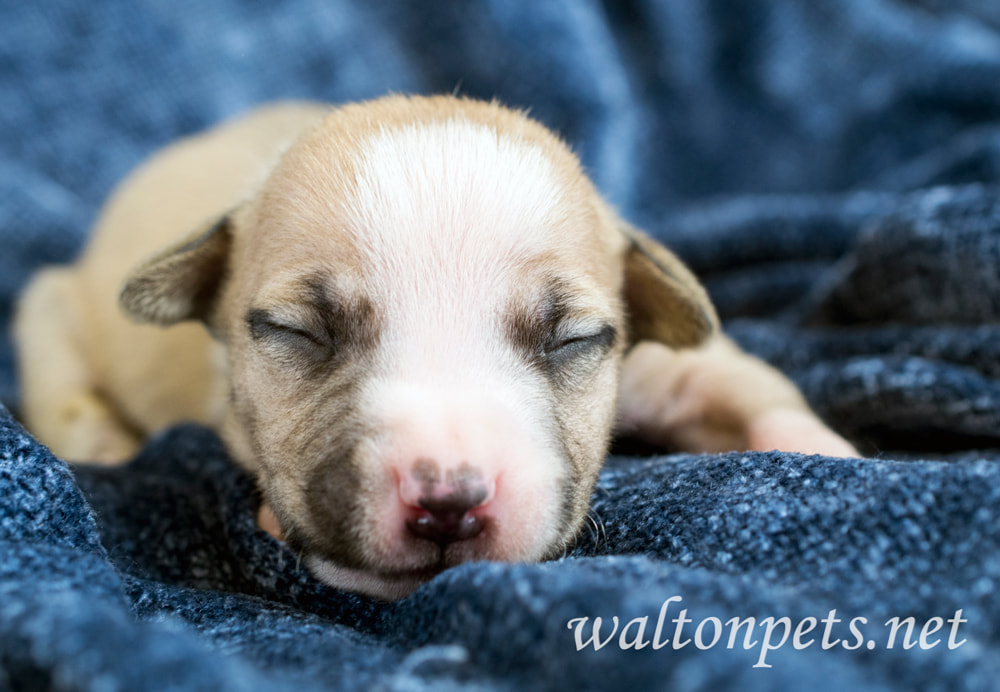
(2, 1, 999, 689)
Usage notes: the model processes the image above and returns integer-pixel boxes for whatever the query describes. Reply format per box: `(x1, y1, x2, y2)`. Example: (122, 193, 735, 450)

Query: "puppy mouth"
(307, 523, 493, 575)
(269, 508, 492, 596)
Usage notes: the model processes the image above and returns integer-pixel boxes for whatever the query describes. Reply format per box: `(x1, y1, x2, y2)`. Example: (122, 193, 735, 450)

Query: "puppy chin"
(303, 517, 550, 600)
(304, 529, 553, 600)
(304, 555, 438, 600)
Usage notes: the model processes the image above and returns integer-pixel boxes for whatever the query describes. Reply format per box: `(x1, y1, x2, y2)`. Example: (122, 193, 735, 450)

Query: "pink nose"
(399, 459, 494, 546)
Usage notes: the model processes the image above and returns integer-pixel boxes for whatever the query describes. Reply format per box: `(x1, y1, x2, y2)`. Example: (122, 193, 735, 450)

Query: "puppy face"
(121, 96, 716, 599)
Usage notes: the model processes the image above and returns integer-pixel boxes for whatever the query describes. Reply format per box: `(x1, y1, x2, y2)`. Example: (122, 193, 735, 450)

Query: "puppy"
(14, 96, 856, 599)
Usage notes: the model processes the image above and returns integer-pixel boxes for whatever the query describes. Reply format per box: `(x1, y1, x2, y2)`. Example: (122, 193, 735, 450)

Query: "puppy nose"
(400, 460, 493, 546)
(407, 488, 488, 545)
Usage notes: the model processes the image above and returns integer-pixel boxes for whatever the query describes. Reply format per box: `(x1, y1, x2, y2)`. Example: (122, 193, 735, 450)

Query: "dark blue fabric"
(3, 1, 1000, 689)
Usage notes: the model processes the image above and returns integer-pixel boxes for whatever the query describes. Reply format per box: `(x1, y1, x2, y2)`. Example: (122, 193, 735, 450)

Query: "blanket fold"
(4, 404, 1000, 690)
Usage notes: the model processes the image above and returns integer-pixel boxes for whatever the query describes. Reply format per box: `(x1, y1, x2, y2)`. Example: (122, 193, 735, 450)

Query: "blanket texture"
(2, 1, 1000, 689)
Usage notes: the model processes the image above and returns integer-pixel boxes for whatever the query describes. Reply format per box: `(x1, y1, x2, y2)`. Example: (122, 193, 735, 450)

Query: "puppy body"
(15, 96, 855, 599)
(16, 103, 328, 459)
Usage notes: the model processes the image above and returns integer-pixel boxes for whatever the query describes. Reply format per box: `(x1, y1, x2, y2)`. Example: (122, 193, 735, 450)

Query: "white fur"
(313, 122, 577, 581)
(345, 119, 567, 274)
(343, 121, 571, 355)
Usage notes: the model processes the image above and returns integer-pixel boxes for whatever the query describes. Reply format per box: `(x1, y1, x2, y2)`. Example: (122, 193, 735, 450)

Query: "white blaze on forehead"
(341, 120, 569, 319)
(340, 118, 571, 458)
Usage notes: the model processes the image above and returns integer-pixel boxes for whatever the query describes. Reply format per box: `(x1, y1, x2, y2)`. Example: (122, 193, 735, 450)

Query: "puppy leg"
(14, 269, 141, 464)
(616, 335, 858, 457)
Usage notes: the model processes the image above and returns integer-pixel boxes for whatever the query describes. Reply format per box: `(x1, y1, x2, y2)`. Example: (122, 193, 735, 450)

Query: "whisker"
(584, 512, 599, 541)
(586, 509, 607, 548)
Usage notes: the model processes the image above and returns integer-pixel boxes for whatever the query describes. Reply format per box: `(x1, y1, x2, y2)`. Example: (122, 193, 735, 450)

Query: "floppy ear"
(120, 214, 232, 326)
(621, 222, 718, 348)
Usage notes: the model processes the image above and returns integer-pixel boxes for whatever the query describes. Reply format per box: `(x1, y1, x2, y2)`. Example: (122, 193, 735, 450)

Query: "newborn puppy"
(14, 96, 856, 599)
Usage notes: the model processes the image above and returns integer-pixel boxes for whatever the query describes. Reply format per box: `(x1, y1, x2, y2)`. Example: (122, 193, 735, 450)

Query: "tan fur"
(17, 103, 330, 458)
(14, 95, 856, 600)
(616, 337, 859, 456)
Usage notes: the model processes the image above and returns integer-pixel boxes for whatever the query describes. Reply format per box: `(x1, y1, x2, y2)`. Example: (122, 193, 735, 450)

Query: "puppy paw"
(257, 502, 285, 541)
(61, 424, 140, 465)
(746, 408, 860, 458)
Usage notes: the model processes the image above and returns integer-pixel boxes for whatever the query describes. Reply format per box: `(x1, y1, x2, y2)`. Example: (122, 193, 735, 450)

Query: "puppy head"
(121, 96, 716, 599)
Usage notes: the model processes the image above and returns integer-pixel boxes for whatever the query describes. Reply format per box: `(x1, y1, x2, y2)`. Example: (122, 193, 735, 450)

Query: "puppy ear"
(621, 222, 718, 348)
(120, 214, 232, 325)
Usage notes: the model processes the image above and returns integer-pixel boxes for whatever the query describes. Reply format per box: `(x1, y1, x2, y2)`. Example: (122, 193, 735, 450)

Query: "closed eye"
(542, 324, 617, 361)
(272, 323, 324, 345)
(246, 309, 331, 352)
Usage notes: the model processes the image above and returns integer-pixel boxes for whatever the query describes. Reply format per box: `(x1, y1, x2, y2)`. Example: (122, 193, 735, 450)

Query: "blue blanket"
(2, 1, 1000, 689)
